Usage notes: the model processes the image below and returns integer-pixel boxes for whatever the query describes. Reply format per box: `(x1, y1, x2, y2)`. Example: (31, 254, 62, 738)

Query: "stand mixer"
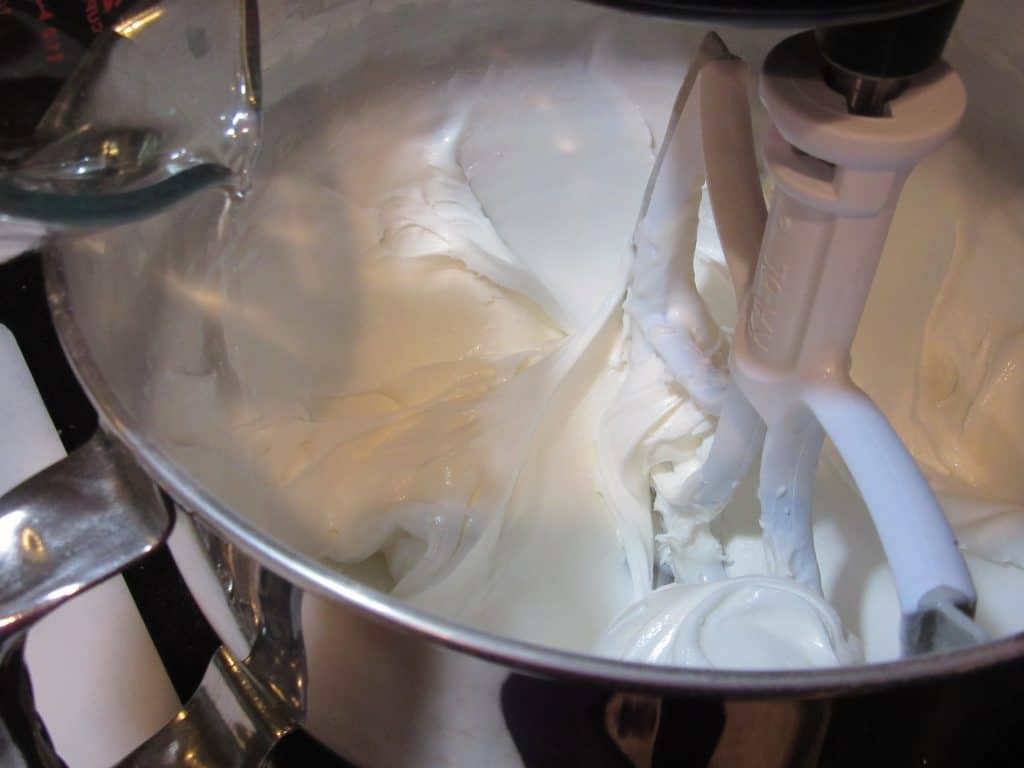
(0, 1, 1016, 766)
(585, 0, 985, 655)
(0, 0, 986, 658)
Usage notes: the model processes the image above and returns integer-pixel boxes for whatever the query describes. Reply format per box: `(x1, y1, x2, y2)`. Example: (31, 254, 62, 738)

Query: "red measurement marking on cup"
(32, 0, 54, 21)
(28, 0, 63, 62)
(85, 0, 103, 32)
(85, 0, 125, 33)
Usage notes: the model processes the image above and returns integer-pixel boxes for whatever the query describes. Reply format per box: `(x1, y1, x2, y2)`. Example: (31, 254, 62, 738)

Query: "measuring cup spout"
(0, 0, 260, 243)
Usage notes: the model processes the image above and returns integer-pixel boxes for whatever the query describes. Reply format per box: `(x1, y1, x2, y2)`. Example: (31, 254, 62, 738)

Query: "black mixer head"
(584, 0, 964, 113)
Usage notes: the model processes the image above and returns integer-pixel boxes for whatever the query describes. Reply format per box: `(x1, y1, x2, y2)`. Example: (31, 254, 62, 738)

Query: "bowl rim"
(44, 249, 1024, 697)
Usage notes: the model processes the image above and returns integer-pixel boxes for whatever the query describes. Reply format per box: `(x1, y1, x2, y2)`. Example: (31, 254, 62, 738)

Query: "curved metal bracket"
(0, 432, 173, 639)
(118, 562, 305, 767)
(0, 432, 174, 767)
(0, 432, 306, 767)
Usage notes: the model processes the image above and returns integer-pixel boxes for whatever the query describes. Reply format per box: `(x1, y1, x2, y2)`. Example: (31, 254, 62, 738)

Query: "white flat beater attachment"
(636, 31, 986, 655)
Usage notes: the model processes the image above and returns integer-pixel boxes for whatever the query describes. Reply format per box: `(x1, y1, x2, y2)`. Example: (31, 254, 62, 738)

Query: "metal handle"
(0, 432, 305, 766)
(0, 433, 172, 638)
(0, 431, 173, 766)
(117, 562, 305, 768)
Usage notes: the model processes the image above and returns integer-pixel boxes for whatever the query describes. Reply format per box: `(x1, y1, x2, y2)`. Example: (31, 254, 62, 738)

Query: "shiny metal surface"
(192, 519, 271, 650)
(0, 432, 172, 637)
(905, 594, 992, 656)
(605, 693, 662, 767)
(0, 433, 173, 767)
(0, 440, 303, 767)
(118, 561, 304, 768)
(821, 58, 907, 116)
(0, 638, 63, 768)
